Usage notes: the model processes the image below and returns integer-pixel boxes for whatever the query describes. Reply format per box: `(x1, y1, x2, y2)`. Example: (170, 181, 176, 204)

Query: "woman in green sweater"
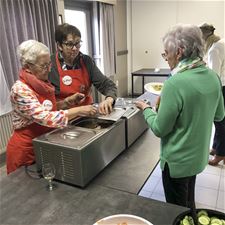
(135, 24, 225, 208)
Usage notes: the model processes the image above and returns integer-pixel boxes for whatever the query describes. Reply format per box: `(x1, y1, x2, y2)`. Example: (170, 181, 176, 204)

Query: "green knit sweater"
(143, 65, 225, 178)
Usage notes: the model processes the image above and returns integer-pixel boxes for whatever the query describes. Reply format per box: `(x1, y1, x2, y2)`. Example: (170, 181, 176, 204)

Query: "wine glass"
(42, 163, 56, 191)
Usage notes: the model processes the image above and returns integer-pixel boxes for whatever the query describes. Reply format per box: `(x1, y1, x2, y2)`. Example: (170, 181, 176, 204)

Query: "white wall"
(114, 0, 128, 97)
(127, 0, 225, 95)
(57, 0, 65, 21)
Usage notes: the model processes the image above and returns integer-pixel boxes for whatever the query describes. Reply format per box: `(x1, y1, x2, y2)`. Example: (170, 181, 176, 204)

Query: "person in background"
(135, 24, 225, 208)
(7, 40, 97, 174)
(199, 23, 225, 166)
(49, 23, 117, 115)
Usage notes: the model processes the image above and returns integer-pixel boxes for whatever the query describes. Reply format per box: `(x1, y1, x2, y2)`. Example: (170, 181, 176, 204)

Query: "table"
(0, 167, 187, 225)
(0, 105, 188, 225)
(131, 68, 170, 97)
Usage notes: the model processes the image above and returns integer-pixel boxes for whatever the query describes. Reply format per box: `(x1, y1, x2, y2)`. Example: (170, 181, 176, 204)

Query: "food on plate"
(144, 82, 164, 95)
(179, 210, 225, 225)
(152, 84, 163, 92)
(95, 214, 152, 225)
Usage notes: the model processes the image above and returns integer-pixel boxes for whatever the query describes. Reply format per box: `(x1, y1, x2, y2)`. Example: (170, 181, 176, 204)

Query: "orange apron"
(6, 86, 56, 174)
(55, 54, 93, 106)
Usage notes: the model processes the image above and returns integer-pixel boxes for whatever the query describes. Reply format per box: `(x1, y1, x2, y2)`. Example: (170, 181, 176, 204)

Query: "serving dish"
(94, 214, 153, 225)
(173, 208, 225, 225)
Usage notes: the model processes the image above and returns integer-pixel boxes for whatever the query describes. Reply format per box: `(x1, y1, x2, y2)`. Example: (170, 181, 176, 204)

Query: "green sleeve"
(143, 80, 182, 137)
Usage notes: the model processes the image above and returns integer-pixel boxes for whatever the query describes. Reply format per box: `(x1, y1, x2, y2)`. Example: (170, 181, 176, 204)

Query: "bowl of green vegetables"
(173, 209, 225, 225)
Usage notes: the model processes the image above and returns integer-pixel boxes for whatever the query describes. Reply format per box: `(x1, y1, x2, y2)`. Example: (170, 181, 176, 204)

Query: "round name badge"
(42, 100, 53, 111)
(62, 75, 72, 86)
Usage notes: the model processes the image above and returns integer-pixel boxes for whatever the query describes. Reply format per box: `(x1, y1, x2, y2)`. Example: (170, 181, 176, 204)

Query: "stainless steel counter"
(92, 129, 160, 194)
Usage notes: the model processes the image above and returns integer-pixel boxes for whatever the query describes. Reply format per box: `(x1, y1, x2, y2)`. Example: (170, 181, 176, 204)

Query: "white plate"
(94, 214, 153, 225)
(144, 82, 164, 95)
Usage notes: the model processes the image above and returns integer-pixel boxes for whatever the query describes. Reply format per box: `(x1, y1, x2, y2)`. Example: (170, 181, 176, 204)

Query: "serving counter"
(0, 128, 187, 225)
(0, 167, 186, 225)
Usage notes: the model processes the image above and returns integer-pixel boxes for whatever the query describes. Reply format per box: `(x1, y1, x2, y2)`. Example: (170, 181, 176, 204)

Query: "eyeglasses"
(62, 40, 82, 49)
(28, 62, 51, 71)
(161, 51, 168, 60)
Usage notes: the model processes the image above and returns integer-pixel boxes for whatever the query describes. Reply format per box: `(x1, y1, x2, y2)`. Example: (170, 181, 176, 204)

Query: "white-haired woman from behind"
(135, 24, 225, 208)
(7, 40, 97, 174)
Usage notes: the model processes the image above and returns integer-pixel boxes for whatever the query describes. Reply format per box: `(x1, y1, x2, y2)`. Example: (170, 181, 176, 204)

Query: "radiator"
(0, 111, 13, 154)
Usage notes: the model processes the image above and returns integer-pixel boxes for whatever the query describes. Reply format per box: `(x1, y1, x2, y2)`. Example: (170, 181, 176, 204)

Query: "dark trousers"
(162, 163, 196, 208)
(213, 86, 225, 156)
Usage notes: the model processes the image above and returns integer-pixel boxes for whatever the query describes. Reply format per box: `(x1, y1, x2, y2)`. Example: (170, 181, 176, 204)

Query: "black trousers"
(162, 163, 196, 208)
(213, 86, 225, 156)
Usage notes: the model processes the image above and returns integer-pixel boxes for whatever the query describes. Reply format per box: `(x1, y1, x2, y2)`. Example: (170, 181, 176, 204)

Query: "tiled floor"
(139, 156, 225, 213)
(139, 124, 225, 213)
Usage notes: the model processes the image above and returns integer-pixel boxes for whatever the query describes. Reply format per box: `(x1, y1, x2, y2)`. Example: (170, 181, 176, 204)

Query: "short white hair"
(163, 24, 204, 60)
(17, 40, 49, 67)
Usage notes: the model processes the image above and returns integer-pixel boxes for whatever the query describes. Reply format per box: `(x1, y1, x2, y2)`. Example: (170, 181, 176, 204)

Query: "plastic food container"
(173, 208, 225, 225)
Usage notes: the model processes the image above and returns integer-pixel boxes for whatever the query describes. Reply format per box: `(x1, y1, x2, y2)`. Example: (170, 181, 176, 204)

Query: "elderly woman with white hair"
(135, 24, 225, 208)
(6, 40, 97, 174)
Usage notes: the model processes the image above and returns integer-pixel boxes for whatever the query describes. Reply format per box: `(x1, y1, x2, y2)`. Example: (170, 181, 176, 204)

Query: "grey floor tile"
(138, 189, 152, 198)
(150, 192, 166, 202)
(150, 163, 161, 178)
(215, 208, 225, 213)
(196, 173, 220, 190)
(152, 178, 164, 195)
(142, 176, 161, 192)
(195, 186, 218, 207)
(202, 164, 222, 176)
(221, 166, 225, 177)
(219, 176, 225, 192)
(195, 202, 215, 210)
(216, 191, 225, 211)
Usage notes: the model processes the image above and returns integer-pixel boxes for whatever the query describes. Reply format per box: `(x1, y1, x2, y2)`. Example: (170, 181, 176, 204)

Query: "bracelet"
(143, 106, 152, 111)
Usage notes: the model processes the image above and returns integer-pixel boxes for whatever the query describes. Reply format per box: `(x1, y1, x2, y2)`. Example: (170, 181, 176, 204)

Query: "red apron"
(6, 86, 57, 174)
(56, 54, 93, 106)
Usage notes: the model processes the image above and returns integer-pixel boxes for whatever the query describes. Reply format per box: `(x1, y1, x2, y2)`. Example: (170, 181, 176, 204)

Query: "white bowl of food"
(94, 214, 153, 225)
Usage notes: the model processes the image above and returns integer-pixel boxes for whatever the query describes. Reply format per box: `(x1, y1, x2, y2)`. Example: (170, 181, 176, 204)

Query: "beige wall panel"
(114, 0, 128, 97)
(128, 0, 225, 95)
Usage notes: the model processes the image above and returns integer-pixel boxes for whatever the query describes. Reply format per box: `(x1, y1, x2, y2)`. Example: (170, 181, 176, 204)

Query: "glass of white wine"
(42, 163, 56, 191)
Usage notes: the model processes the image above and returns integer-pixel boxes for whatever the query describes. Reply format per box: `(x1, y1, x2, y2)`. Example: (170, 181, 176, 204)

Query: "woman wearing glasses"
(7, 40, 97, 174)
(49, 23, 117, 115)
(135, 24, 225, 208)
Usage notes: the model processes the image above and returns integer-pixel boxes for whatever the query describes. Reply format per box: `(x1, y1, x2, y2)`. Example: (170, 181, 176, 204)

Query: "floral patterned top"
(11, 80, 68, 130)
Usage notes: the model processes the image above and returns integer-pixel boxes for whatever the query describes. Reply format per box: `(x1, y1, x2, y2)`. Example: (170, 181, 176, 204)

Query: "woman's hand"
(98, 97, 114, 115)
(67, 105, 97, 120)
(65, 93, 85, 106)
(78, 105, 98, 117)
(134, 100, 151, 111)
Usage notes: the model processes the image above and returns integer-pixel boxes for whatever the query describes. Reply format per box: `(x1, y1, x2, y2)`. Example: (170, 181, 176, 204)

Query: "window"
(64, 2, 92, 56)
